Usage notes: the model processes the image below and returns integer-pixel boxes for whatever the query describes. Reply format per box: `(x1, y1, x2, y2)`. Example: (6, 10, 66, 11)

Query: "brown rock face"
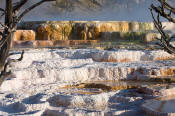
(143, 33, 160, 43)
(13, 30, 35, 41)
(33, 40, 54, 47)
(119, 22, 129, 32)
(36, 23, 73, 41)
(20, 21, 155, 41)
(99, 22, 129, 32)
(159, 68, 175, 76)
(53, 40, 70, 46)
(72, 23, 90, 40)
(100, 58, 131, 63)
(36, 24, 51, 40)
(91, 25, 101, 39)
(11, 41, 34, 48)
(154, 56, 175, 61)
(129, 22, 139, 32)
(72, 22, 129, 40)
(68, 40, 99, 46)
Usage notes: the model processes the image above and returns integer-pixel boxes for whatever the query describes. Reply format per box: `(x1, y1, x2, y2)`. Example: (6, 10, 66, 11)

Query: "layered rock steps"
(8, 21, 171, 48)
(1, 49, 175, 92)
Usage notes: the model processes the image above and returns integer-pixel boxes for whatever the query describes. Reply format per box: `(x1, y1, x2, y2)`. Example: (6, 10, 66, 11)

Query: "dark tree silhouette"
(0, 0, 55, 85)
(150, 0, 175, 54)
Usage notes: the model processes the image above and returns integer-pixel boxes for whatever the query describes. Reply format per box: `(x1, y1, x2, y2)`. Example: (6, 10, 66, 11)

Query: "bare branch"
(150, 7, 175, 54)
(168, 36, 175, 42)
(0, 50, 24, 85)
(0, 8, 5, 12)
(151, 3, 175, 23)
(0, 22, 8, 29)
(13, 0, 28, 12)
(0, 0, 55, 86)
(1, 50, 24, 75)
(0, 8, 5, 20)
(90, 0, 102, 7)
(17, 0, 55, 22)
(157, 0, 175, 14)
(0, 13, 5, 20)
(0, 34, 10, 48)
(8, 50, 24, 63)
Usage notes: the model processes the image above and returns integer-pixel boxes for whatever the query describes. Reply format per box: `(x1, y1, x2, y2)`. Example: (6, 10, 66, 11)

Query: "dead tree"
(0, 0, 55, 84)
(150, 0, 175, 54)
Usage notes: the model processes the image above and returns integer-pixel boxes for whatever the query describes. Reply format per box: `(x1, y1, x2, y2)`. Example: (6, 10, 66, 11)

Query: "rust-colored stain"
(155, 56, 175, 61)
(13, 30, 35, 41)
(11, 40, 99, 48)
(36, 25, 51, 40)
(63, 83, 138, 92)
(130, 68, 135, 75)
(62, 80, 175, 96)
(160, 68, 175, 76)
(100, 58, 131, 63)
(119, 58, 131, 62)
(33, 40, 54, 47)
(119, 22, 129, 32)
(71, 91, 102, 95)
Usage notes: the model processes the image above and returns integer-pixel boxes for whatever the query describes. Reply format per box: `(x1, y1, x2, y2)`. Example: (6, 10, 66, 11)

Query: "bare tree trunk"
(0, 0, 56, 86)
(0, 0, 13, 71)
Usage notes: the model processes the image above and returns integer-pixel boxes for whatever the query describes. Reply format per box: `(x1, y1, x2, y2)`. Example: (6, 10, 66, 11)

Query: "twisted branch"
(0, 22, 8, 29)
(0, 0, 56, 85)
(0, 50, 24, 77)
(13, 0, 28, 12)
(0, 7, 5, 20)
(0, 50, 24, 86)
(0, 8, 5, 13)
(150, 0, 175, 54)
(17, 0, 55, 22)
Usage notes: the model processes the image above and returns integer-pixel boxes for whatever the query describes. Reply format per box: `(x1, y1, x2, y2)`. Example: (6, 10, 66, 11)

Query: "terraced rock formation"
(9, 21, 175, 49)
(17, 21, 156, 41)
(0, 48, 175, 116)
(8, 21, 164, 48)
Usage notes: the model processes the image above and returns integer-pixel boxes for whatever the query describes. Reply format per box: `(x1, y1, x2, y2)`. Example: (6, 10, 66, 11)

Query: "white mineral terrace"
(1, 48, 175, 116)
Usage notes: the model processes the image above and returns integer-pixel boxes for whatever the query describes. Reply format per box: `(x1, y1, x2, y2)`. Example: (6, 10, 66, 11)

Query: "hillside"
(0, 0, 156, 21)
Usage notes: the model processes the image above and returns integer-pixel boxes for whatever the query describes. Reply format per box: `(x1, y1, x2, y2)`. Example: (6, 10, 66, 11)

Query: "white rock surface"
(2, 49, 175, 91)
(142, 95, 175, 116)
(0, 48, 175, 116)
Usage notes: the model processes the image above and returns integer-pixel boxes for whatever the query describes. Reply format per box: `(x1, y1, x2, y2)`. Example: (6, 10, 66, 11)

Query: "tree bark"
(0, 0, 14, 71)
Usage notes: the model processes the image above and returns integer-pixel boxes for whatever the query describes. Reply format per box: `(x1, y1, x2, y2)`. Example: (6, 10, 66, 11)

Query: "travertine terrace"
(1, 48, 175, 115)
